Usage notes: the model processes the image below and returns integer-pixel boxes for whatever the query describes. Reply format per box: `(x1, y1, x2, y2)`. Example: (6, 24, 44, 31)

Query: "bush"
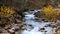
(0, 6, 15, 25)
(42, 5, 57, 22)
(0, 6, 15, 18)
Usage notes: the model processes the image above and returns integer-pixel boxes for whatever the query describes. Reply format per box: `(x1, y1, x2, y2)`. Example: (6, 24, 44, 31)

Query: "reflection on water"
(21, 11, 54, 34)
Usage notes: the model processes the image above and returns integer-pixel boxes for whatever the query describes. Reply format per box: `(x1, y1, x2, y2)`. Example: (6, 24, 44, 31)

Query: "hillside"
(0, 0, 60, 10)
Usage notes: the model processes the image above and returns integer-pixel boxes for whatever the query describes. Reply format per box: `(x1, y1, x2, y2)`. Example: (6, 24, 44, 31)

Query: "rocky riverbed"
(0, 10, 60, 34)
(19, 10, 57, 34)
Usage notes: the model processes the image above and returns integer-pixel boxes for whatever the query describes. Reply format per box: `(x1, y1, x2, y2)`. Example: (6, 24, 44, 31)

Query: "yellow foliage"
(42, 5, 57, 22)
(56, 9, 60, 15)
(56, 4, 60, 15)
(58, 4, 60, 8)
(0, 6, 15, 17)
(42, 5, 54, 15)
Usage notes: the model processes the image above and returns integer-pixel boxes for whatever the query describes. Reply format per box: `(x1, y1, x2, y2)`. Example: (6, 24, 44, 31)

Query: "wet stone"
(39, 27, 45, 31)
(42, 19, 45, 21)
(40, 30, 44, 32)
(28, 24, 32, 26)
(23, 24, 27, 26)
(14, 27, 19, 30)
(30, 10, 34, 11)
(44, 24, 51, 27)
(19, 25, 26, 30)
(45, 31, 47, 32)
(44, 20, 48, 22)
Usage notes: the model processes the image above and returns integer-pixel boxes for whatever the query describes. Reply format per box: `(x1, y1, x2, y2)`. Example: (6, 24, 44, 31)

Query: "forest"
(0, 0, 60, 34)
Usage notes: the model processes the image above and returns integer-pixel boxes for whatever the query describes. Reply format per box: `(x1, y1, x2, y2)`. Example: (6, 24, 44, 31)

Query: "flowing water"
(20, 10, 54, 34)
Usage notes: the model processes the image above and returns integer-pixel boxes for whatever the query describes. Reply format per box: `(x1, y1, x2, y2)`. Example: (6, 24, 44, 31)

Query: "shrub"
(0, 6, 15, 18)
(42, 5, 57, 22)
(0, 6, 15, 25)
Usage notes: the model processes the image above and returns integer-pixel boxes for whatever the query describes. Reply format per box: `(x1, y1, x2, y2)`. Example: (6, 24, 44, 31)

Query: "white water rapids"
(19, 10, 55, 34)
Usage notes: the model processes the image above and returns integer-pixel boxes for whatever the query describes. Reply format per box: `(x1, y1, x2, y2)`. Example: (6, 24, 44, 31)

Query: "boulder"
(19, 25, 26, 30)
(39, 27, 45, 31)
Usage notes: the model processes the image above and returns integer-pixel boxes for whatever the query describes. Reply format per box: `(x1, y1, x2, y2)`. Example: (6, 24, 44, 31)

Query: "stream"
(19, 10, 55, 34)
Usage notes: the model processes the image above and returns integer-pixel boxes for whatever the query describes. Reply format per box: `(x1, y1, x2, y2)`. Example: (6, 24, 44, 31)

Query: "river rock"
(19, 25, 26, 30)
(39, 27, 45, 31)
(44, 24, 51, 27)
